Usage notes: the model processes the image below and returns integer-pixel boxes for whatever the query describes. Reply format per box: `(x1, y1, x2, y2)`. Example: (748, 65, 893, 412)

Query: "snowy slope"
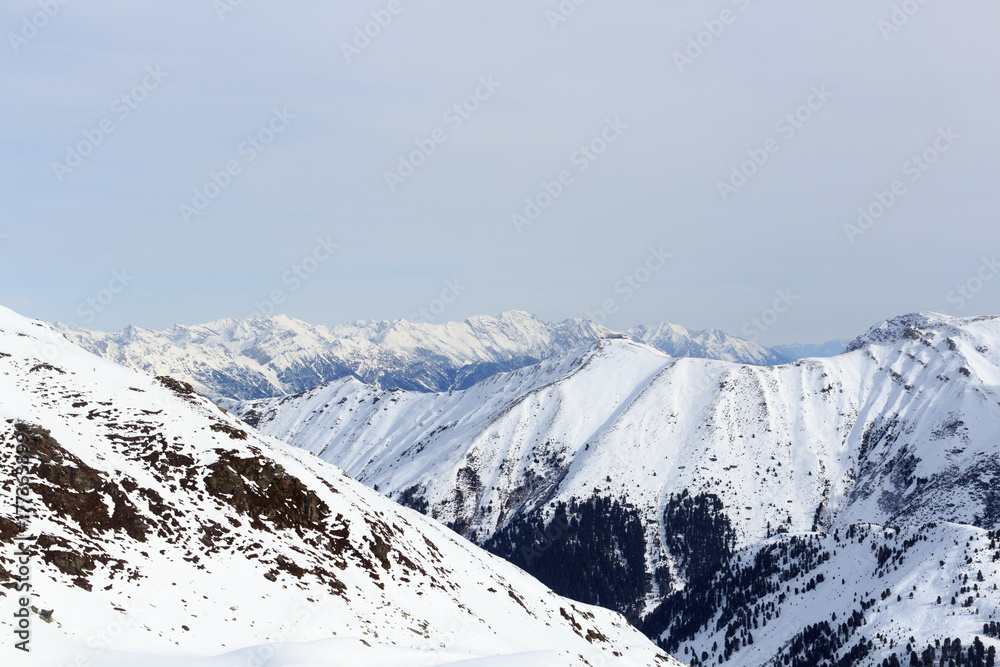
(770, 338, 850, 363)
(60, 311, 782, 401)
(235, 312, 1000, 665)
(651, 521, 1000, 666)
(0, 305, 678, 667)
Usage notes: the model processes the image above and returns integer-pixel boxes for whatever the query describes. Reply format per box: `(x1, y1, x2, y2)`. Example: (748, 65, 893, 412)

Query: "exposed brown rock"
(203, 449, 330, 534)
(37, 534, 96, 591)
(0, 517, 18, 543)
(209, 423, 248, 440)
(156, 375, 198, 399)
(18, 422, 149, 542)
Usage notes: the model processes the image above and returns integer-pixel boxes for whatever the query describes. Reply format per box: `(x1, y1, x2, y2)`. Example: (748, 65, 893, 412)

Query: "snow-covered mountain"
(234, 312, 1000, 666)
(0, 305, 677, 667)
(60, 311, 784, 401)
(626, 321, 781, 365)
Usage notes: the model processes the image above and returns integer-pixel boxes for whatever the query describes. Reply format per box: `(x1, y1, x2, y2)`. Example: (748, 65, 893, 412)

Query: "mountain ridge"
(58, 310, 823, 402)
(232, 310, 1000, 666)
(0, 304, 676, 666)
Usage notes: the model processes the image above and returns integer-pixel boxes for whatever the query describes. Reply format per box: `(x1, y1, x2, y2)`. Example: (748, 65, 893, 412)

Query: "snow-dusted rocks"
(0, 305, 677, 667)
(60, 311, 783, 401)
(235, 312, 1000, 666)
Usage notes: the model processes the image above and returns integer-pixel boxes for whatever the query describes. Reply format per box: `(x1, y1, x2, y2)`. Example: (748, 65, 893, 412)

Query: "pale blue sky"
(1, 0, 998, 345)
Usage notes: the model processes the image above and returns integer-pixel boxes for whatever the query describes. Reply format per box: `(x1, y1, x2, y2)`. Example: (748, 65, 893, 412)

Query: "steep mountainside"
(0, 305, 676, 667)
(236, 312, 1000, 666)
(60, 311, 783, 401)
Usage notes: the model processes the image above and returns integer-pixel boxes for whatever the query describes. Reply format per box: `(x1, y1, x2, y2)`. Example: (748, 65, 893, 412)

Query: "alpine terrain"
(60, 311, 786, 401)
(0, 305, 677, 667)
(235, 312, 1000, 666)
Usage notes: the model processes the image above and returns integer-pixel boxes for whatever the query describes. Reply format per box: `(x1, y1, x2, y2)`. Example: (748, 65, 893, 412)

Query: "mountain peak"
(0, 302, 676, 665)
(61, 311, 784, 400)
(236, 307, 1000, 667)
(845, 311, 953, 352)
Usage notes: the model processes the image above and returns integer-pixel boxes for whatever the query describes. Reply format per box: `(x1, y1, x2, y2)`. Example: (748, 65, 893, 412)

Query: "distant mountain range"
(770, 338, 851, 361)
(59, 311, 844, 401)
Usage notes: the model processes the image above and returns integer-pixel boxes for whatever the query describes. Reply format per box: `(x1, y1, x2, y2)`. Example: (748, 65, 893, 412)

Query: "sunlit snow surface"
(243, 313, 1000, 540)
(61, 310, 781, 401)
(0, 305, 677, 667)
(239, 312, 1000, 665)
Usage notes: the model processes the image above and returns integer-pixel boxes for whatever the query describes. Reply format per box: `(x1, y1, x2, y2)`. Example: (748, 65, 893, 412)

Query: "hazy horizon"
(50, 303, 883, 350)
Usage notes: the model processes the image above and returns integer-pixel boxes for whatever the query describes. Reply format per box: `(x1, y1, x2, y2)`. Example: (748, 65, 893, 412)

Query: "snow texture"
(0, 305, 677, 667)
(61, 311, 784, 401)
(237, 312, 1000, 666)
